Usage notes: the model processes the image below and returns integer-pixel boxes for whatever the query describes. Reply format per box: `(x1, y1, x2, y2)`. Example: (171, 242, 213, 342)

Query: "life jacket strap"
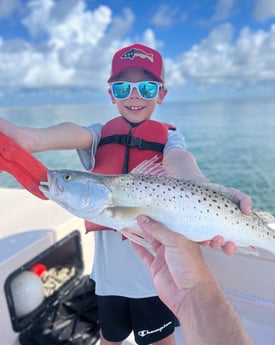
(98, 134, 165, 152)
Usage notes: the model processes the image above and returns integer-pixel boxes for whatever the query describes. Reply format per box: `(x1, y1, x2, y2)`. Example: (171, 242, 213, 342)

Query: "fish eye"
(63, 173, 72, 182)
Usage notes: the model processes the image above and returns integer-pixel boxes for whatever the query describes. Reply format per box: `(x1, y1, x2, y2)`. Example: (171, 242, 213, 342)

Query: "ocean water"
(0, 97, 274, 215)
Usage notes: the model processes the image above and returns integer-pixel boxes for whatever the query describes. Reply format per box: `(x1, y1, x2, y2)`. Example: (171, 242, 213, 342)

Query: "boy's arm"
(0, 118, 93, 152)
(163, 148, 208, 181)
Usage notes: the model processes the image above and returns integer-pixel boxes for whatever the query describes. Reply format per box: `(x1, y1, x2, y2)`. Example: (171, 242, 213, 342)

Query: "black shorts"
(97, 295, 175, 345)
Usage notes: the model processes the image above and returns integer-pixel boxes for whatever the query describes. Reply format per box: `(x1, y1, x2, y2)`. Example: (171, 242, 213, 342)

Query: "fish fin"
(106, 206, 143, 220)
(130, 155, 175, 176)
(254, 210, 275, 227)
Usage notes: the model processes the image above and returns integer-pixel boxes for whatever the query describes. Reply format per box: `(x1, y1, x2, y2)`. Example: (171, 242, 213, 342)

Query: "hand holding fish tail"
(200, 188, 253, 255)
(132, 216, 254, 345)
(200, 236, 236, 255)
(228, 187, 253, 216)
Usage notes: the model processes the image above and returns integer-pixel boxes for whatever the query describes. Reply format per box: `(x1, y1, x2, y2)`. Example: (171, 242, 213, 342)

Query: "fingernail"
(140, 215, 150, 223)
(145, 234, 154, 243)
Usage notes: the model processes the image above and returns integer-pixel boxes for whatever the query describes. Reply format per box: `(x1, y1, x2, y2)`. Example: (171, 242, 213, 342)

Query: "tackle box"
(4, 230, 99, 345)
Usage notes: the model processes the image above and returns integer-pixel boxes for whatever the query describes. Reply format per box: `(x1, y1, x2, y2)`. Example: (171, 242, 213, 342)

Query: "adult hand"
(132, 216, 254, 345)
(132, 215, 213, 317)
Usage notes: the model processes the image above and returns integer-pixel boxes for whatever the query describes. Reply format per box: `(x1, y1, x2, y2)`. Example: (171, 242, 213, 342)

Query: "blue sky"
(0, 0, 275, 105)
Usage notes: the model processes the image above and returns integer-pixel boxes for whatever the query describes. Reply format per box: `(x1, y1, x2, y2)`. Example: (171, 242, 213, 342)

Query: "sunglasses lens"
(111, 82, 161, 100)
(138, 82, 159, 99)
(112, 82, 131, 99)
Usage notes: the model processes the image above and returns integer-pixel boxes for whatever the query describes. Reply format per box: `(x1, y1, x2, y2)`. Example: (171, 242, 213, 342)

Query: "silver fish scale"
(102, 173, 275, 247)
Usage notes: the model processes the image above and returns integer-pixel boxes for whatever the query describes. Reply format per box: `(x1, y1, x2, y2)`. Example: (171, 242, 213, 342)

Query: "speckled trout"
(40, 165, 275, 253)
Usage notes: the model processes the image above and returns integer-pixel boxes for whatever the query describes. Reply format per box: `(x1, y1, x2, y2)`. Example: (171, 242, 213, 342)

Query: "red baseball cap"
(108, 43, 165, 83)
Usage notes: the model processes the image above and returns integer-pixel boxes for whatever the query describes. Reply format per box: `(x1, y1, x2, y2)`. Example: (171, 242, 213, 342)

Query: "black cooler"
(4, 230, 99, 345)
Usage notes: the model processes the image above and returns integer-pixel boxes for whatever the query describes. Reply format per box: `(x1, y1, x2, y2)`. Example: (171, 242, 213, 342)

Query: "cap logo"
(121, 48, 154, 63)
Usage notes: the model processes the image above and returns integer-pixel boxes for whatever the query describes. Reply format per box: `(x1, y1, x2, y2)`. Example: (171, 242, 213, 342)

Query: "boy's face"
(108, 68, 167, 124)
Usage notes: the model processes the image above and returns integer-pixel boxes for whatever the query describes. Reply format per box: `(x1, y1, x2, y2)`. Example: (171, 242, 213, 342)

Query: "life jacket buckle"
(123, 135, 144, 149)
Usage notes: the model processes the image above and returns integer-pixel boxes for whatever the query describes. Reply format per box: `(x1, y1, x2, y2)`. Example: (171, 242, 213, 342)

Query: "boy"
(0, 43, 252, 345)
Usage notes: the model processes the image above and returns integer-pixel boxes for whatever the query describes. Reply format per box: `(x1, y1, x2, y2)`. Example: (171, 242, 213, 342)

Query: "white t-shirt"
(77, 122, 186, 297)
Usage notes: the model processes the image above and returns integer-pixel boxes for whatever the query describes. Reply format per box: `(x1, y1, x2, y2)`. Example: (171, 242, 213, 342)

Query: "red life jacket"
(92, 117, 175, 174)
(85, 116, 176, 232)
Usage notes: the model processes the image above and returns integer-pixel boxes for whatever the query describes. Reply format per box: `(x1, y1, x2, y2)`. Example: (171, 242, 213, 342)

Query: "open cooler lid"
(4, 230, 84, 332)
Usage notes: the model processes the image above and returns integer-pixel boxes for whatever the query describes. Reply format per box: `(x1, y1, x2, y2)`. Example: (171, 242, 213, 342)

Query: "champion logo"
(121, 48, 154, 62)
(138, 321, 172, 337)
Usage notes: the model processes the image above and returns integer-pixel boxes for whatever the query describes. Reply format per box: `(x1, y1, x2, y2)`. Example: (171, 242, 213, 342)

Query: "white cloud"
(253, 0, 275, 22)
(151, 4, 187, 28)
(174, 23, 275, 87)
(140, 28, 163, 52)
(0, 1, 124, 89)
(212, 0, 235, 22)
(165, 58, 186, 87)
(22, 0, 54, 36)
(0, 0, 21, 19)
(22, 0, 112, 48)
(0, 0, 274, 103)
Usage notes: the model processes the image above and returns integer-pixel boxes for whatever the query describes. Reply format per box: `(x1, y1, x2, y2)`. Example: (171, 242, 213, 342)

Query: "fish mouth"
(39, 179, 49, 191)
(39, 182, 48, 197)
(39, 172, 64, 196)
